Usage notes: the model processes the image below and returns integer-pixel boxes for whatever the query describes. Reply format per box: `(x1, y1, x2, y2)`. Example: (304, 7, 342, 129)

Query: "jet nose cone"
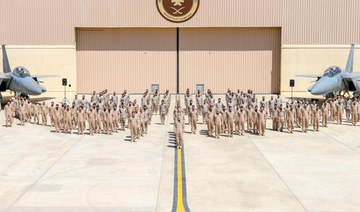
(39, 84, 47, 93)
(311, 78, 330, 95)
(25, 79, 42, 95)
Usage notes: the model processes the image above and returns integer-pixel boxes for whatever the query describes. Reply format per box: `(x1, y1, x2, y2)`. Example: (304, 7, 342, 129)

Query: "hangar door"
(179, 28, 281, 93)
(76, 28, 177, 93)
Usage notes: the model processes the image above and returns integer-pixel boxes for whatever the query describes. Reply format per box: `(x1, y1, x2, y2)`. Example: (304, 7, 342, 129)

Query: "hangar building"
(0, 0, 359, 96)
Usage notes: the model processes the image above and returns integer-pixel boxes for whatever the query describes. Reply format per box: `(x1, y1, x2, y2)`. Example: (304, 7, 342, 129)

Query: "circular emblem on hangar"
(156, 0, 199, 23)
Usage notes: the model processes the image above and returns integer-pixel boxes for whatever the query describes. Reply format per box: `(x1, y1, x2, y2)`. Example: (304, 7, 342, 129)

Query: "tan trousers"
(130, 126, 137, 142)
(272, 118, 278, 130)
(352, 113, 357, 126)
(239, 121, 245, 135)
(330, 109, 336, 121)
(313, 119, 319, 131)
(89, 120, 96, 135)
(228, 121, 234, 137)
(54, 119, 60, 132)
(120, 119, 126, 130)
(33, 113, 39, 124)
(95, 120, 101, 133)
(207, 122, 214, 136)
(247, 119, 252, 132)
(288, 120, 294, 133)
(278, 119, 284, 132)
(41, 114, 47, 126)
(215, 123, 221, 138)
(160, 114, 166, 125)
(322, 114, 328, 127)
(65, 120, 72, 134)
(5, 114, 12, 127)
(337, 113, 343, 125)
(253, 121, 258, 134)
(258, 121, 265, 136)
(106, 120, 113, 135)
(50, 114, 54, 127)
(191, 119, 197, 134)
(176, 131, 183, 147)
(302, 118, 309, 132)
(78, 121, 85, 135)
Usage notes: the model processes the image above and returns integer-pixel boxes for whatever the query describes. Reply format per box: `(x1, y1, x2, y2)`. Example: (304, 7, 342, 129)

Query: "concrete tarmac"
(0, 96, 360, 212)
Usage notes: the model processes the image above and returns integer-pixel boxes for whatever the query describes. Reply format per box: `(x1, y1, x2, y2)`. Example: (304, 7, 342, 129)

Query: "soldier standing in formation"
(189, 105, 198, 134)
(159, 100, 167, 125)
(287, 105, 295, 134)
(129, 112, 138, 142)
(4, 102, 13, 127)
(174, 115, 184, 149)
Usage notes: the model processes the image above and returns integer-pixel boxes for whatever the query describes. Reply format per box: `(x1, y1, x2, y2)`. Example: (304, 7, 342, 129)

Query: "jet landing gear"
(325, 92, 335, 99)
(353, 92, 360, 98)
(16, 92, 29, 99)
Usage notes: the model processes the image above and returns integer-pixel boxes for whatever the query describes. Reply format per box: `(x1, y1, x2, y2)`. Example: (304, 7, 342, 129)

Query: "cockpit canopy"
(13, 66, 31, 78)
(324, 66, 342, 77)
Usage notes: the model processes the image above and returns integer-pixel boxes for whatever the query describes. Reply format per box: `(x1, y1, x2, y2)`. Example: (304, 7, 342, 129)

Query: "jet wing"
(342, 72, 360, 79)
(296, 74, 322, 78)
(0, 73, 11, 81)
(32, 75, 60, 79)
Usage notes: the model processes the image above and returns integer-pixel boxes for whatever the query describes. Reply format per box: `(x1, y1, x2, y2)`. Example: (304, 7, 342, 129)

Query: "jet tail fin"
(344, 44, 354, 73)
(2, 45, 11, 73)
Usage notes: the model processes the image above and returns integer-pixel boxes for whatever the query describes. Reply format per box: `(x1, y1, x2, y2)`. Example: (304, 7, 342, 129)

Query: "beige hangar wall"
(76, 28, 177, 94)
(179, 28, 281, 94)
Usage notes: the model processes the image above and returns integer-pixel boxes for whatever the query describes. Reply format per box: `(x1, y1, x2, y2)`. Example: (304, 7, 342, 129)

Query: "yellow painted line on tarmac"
(176, 148, 186, 212)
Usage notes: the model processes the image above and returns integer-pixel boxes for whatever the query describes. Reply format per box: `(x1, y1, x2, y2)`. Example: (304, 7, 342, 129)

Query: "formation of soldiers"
(179, 89, 360, 139)
(1, 88, 360, 148)
(0, 89, 172, 143)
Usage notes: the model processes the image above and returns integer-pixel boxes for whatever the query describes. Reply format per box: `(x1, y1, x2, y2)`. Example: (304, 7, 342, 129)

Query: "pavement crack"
(320, 130, 360, 156)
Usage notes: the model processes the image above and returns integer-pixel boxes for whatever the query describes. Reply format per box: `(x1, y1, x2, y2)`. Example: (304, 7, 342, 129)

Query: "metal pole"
(291, 87, 293, 100)
(176, 27, 179, 95)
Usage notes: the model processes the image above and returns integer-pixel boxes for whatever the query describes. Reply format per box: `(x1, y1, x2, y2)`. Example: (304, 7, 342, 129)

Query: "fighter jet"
(296, 44, 360, 98)
(0, 45, 59, 100)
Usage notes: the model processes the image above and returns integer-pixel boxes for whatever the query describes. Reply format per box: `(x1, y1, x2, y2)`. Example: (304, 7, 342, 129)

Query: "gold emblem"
(156, 0, 199, 23)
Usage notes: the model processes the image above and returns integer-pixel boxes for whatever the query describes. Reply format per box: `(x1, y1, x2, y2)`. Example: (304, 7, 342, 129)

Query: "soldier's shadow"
(167, 132, 177, 148)
(124, 135, 132, 142)
(199, 129, 208, 135)
(167, 144, 176, 148)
